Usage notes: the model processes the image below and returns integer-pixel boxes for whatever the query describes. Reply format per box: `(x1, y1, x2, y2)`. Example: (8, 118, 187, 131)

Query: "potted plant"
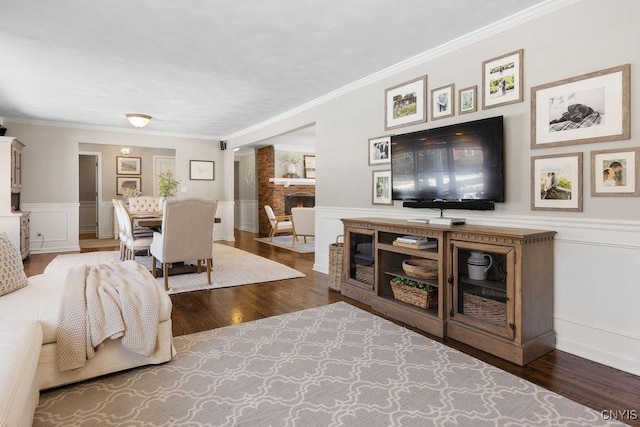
(279, 152, 300, 175)
(390, 276, 437, 309)
(157, 170, 180, 199)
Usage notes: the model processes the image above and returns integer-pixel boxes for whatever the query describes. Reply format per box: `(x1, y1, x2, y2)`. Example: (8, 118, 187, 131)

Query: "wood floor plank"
(23, 230, 640, 425)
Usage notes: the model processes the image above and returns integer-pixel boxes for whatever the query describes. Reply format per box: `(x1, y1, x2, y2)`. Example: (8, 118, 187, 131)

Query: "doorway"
(79, 153, 100, 238)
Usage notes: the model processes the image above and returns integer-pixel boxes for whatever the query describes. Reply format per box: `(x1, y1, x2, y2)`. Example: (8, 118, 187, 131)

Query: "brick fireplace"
(284, 194, 315, 215)
(257, 146, 316, 237)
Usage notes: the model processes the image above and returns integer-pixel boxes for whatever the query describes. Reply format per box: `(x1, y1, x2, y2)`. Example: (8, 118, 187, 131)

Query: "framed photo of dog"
(531, 64, 630, 149)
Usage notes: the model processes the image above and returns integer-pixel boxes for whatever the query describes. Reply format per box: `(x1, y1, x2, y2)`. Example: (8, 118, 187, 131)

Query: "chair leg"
(163, 263, 169, 291)
(206, 258, 212, 284)
(152, 257, 157, 277)
(197, 259, 202, 274)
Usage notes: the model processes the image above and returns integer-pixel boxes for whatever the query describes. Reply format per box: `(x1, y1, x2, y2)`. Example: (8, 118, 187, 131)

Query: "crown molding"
(223, 0, 580, 141)
(4, 117, 221, 141)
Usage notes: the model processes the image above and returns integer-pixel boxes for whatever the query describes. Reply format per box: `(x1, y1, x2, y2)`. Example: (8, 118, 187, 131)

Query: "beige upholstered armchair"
(128, 196, 163, 213)
(291, 207, 315, 246)
(150, 198, 218, 290)
(264, 205, 295, 241)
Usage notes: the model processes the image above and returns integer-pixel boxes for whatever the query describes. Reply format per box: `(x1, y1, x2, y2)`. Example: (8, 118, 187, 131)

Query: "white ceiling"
(0, 0, 548, 140)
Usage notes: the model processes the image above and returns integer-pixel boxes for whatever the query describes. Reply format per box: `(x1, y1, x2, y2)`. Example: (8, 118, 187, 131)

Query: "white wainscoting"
(79, 200, 97, 234)
(312, 206, 640, 376)
(235, 199, 258, 233)
(22, 203, 80, 253)
(99, 203, 117, 239)
(215, 200, 235, 241)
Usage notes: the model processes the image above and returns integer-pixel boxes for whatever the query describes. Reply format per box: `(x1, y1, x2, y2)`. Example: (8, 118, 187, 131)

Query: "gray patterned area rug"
(34, 302, 622, 427)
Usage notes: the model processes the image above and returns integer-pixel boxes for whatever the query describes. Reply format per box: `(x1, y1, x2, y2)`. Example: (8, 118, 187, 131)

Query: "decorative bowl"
(402, 259, 438, 280)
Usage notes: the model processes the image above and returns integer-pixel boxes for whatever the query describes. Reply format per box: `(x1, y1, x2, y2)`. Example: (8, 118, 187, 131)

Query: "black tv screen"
(391, 116, 504, 204)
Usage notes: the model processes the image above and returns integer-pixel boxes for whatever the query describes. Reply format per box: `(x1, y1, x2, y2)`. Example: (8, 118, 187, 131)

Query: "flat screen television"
(391, 116, 504, 210)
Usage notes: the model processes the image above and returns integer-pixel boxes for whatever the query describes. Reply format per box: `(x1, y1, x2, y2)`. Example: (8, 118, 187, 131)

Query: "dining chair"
(290, 207, 315, 246)
(150, 198, 218, 291)
(264, 205, 296, 242)
(128, 196, 163, 213)
(113, 199, 153, 260)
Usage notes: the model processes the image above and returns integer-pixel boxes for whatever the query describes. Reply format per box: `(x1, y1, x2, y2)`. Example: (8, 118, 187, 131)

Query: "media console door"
(446, 230, 556, 366)
(341, 221, 376, 304)
(449, 241, 516, 340)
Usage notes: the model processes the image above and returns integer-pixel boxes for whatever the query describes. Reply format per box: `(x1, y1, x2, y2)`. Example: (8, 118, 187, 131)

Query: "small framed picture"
(116, 176, 141, 195)
(116, 156, 141, 175)
(531, 153, 582, 211)
(384, 76, 427, 130)
(458, 85, 477, 115)
(482, 49, 524, 109)
(303, 155, 316, 178)
(590, 148, 639, 197)
(531, 64, 630, 148)
(190, 160, 215, 181)
(431, 83, 455, 120)
(372, 170, 392, 205)
(368, 136, 391, 165)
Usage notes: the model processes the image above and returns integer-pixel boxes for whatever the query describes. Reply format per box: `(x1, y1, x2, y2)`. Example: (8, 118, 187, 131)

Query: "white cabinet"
(0, 137, 27, 255)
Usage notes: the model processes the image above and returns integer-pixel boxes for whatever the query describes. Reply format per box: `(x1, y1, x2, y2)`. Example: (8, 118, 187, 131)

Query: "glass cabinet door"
(449, 241, 515, 340)
(345, 228, 375, 290)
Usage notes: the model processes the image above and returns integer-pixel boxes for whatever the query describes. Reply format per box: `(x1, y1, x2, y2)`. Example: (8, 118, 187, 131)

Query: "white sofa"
(0, 320, 42, 427)
(0, 243, 174, 425)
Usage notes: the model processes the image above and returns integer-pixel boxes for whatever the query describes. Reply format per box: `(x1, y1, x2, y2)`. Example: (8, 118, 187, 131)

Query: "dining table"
(131, 212, 221, 230)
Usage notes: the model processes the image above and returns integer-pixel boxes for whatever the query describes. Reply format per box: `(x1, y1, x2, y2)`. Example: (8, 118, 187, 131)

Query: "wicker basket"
(390, 280, 437, 309)
(402, 259, 438, 280)
(328, 235, 344, 291)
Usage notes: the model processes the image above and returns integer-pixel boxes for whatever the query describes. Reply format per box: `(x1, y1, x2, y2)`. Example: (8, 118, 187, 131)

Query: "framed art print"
(190, 160, 215, 180)
(372, 170, 392, 205)
(116, 176, 141, 196)
(590, 147, 639, 197)
(384, 76, 427, 131)
(303, 155, 316, 178)
(116, 156, 141, 175)
(531, 64, 630, 148)
(431, 83, 455, 120)
(458, 85, 477, 114)
(368, 135, 391, 165)
(531, 152, 582, 211)
(482, 49, 524, 109)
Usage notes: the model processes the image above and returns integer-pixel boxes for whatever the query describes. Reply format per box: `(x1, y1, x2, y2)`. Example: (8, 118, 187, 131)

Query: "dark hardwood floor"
(24, 230, 640, 425)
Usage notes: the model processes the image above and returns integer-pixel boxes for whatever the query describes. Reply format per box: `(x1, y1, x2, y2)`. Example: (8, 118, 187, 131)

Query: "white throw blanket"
(56, 261, 161, 372)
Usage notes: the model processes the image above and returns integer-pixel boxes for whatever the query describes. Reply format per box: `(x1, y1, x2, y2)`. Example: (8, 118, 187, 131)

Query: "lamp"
(125, 113, 152, 128)
(121, 147, 130, 155)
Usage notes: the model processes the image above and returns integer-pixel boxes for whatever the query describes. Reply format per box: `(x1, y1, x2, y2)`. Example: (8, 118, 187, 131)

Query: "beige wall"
(224, 0, 640, 375)
(79, 143, 175, 201)
(8, 122, 223, 203)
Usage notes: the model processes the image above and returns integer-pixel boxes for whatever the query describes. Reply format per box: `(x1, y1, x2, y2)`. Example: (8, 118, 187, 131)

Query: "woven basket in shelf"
(390, 280, 437, 309)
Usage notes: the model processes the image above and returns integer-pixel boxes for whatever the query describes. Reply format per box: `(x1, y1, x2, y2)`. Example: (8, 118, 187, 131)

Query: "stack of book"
(392, 235, 438, 249)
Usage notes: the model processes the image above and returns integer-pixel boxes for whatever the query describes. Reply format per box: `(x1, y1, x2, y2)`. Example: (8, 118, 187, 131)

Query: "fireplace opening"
(285, 194, 315, 215)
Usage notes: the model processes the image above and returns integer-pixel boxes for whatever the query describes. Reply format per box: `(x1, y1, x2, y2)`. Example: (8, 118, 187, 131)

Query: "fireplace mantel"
(269, 178, 316, 187)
